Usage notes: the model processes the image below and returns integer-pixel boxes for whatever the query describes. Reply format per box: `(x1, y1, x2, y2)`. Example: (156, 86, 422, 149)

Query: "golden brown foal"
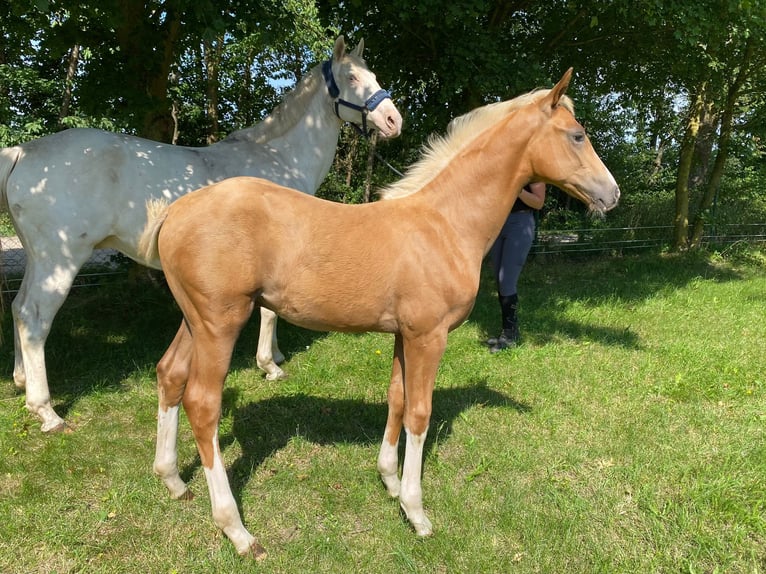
(139, 68, 619, 558)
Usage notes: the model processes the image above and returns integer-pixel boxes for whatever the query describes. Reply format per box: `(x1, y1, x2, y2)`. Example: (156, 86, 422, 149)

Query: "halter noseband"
(322, 60, 392, 136)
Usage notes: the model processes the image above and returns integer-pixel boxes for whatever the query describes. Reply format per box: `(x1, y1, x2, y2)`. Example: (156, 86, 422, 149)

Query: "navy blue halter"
(322, 60, 392, 136)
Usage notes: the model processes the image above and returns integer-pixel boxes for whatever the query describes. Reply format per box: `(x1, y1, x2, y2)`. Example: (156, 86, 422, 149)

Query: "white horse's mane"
(223, 65, 324, 145)
(379, 90, 574, 200)
(223, 53, 367, 146)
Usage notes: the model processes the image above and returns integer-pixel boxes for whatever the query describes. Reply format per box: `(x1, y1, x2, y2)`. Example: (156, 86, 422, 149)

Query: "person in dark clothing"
(486, 181, 546, 352)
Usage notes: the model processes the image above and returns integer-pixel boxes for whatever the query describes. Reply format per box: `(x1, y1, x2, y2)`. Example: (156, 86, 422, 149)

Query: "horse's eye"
(348, 74, 358, 84)
(572, 131, 586, 144)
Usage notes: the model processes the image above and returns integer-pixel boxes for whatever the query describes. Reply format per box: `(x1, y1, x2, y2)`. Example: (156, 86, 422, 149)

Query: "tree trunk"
(672, 83, 706, 251)
(203, 37, 223, 144)
(169, 70, 180, 144)
(0, 35, 9, 127)
(58, 43, 80, 128)
(650, 138, 666, 181)
(689, 100, 716, 190)
(143, 10, 182, 142)
(345, 136, 359, 188)
(237, 46, 255, 128)
(363, 132, 378, 203)
(689, 38, 755, 248)
(114, 0, 182, 142)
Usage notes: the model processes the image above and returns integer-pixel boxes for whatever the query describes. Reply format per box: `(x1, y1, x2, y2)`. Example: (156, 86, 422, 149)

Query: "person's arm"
(518, 182, 546, 210)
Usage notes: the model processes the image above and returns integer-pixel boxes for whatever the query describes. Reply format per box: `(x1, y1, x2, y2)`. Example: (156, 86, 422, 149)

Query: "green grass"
(0, 213, 15, 236)
(1, 249, 765, 573)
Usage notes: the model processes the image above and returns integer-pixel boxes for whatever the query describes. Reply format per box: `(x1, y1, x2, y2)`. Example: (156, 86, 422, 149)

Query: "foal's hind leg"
(378, 334, 405, 497)
(184, 323, 265, 559)
(154, 322, 194, 499)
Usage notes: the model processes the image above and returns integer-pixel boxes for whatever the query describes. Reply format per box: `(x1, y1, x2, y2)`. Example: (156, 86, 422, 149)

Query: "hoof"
(265, 369, 288, 382)
(400, 504, 433, 537)
(242, 541, 267, 560)
(380, 473, 401, 498)
(42, 420, 71, 434)
(176, 489, 194, 501)
(414, 520, 433, 537)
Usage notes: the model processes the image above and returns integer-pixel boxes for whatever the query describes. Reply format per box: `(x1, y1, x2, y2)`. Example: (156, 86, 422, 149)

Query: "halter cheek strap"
(322, 60, 392, 136)
(322, 60, 340, 99)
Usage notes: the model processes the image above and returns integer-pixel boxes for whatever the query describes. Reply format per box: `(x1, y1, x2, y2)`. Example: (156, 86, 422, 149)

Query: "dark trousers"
(489, 210, 535, 332)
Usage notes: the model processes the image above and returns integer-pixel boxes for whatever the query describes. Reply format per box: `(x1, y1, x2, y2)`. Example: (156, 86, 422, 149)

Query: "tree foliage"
(1, 0, 764, 243)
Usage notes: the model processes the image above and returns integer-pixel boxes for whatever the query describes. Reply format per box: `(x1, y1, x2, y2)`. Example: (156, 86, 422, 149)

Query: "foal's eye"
(348, 73, 358, 84)
(572, 131, 586, 144)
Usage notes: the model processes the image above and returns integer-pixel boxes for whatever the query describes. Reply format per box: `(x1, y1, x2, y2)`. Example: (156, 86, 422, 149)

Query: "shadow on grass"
(2, 250, 751, 429)
(0, 277, 326, 423)
(177, 381, 530, 498)
(471, 250, 746, 349)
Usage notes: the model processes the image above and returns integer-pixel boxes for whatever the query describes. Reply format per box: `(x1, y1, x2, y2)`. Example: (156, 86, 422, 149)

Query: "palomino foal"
(139, 68, 619, 558)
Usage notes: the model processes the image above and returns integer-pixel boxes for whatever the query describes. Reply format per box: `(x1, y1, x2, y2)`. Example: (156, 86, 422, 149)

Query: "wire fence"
(1, 223, 765, 295)
(0, 236, 123, 295)
(532, 222, 766, 256)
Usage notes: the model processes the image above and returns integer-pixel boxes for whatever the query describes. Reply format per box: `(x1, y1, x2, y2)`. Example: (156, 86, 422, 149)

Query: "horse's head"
(323, 36, 403, 139)
(525, 69, 620, 215)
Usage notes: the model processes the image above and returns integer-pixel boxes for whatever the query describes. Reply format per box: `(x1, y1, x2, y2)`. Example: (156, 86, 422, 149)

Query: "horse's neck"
(419, 133, 530, 259)
(275, 93, 342, 193)
(220, 85, 341, 195)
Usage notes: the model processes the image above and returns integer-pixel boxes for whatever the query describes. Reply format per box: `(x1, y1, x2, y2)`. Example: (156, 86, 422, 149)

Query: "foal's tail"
(138, 198, 171, 269)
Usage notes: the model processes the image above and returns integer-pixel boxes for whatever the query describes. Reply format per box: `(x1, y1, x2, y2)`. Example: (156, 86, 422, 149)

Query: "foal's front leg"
(255, 307, 287, 380)
(378, 331, 446, 536)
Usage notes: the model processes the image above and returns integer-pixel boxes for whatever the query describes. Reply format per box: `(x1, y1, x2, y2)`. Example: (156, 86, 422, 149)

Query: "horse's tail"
(0, 146, 21, 209)
(138, 198, 171, 268)
(0, 147, 21, 320)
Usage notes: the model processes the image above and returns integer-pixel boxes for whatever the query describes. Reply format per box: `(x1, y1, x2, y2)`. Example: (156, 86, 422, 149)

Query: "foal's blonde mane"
(379, 90, 574, 200)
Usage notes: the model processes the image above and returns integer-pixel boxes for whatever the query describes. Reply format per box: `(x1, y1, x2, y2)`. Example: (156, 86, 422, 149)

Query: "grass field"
(1, 248, 764, 573)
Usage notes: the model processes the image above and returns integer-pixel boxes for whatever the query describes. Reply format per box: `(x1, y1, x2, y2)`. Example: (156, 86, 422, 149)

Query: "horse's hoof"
(265, 369, 288, 382)
(243, 541, 267, 560)
(177, 489, 194, 501)
(414, 521, 433, 537)
(42, 420, 71, 434)
(380, 473, 401, 498)
(400, 504, 433, 537)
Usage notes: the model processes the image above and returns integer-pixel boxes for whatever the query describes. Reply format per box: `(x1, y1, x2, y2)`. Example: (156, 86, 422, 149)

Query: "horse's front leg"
(378, 334, 404, 497)
(398, 330, 447, 537)
(255, 307, 286, 381)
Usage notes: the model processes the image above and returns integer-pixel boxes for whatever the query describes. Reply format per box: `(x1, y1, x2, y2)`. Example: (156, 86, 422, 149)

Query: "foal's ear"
(351, 38, 365, 57)
(333, 35, 347, 61)
(540, 68, 572, 113)
(545, 68, 573, 110)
